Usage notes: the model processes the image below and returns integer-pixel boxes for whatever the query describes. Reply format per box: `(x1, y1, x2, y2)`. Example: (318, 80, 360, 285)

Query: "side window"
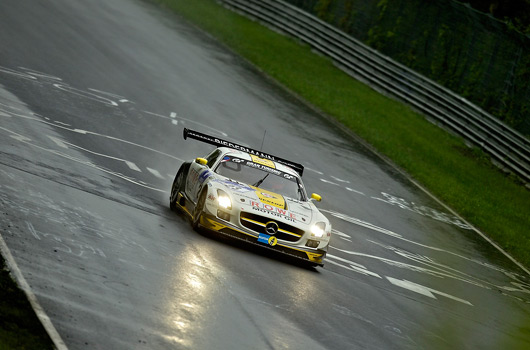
(205, 149, 221, 168)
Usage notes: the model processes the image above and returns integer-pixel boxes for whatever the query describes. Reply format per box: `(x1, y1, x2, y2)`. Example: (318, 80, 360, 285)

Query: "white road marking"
(0, 108, 183, 161)
(142, 110, 228, 136)
(386, 277, 472, 305)
(146, 167, 165, 179)
(125, 161, 141, 172)
(172, 120, 178, 125)
(320, 178, 339, 186)
(327, 254, 381, 278)
(1, 126, 165, 192)
(331, 246, 492, 289)
(372, 192, 472, 230)
(331, 175, 350, 183)
(170, 112, 177, 118)
(53, 121, 71, 127)
(346, 187, 365, 195)
(47, 136, 68, 149)
(331, 228, 351, 239)
(0, 65, 38, 81)
(305, 167, 323, 175)
(54, 84, 118, 106)
(87, 88, 125, 99)
(339, 236, 352, 242)
(323, 209, 402, 238)
(19, 67, 62, 81)
(47, 135, 142, 170)
(0, 101, 23, 111)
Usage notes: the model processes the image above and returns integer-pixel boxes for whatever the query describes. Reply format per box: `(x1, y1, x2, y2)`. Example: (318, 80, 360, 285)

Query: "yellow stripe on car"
(240, 217, 301, 237)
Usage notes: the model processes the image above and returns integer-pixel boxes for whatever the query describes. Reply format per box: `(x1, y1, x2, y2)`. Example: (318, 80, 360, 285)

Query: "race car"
(170, 128, 331, 266)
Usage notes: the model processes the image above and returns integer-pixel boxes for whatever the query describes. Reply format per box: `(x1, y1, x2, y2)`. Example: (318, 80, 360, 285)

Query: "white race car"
(170, 129, 331, 266)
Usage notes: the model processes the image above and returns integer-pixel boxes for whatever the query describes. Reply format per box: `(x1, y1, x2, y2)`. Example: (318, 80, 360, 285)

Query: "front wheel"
(169, 169, 185, 211)
(192, 189, 207, 231)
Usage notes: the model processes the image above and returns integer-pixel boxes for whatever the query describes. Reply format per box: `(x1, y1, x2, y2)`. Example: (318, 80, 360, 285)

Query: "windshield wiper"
(252, 173, 269, 188)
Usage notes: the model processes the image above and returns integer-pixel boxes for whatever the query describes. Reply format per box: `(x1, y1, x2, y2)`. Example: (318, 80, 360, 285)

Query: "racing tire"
(170, 168, 185, 211)
(192, 189, 207, 232)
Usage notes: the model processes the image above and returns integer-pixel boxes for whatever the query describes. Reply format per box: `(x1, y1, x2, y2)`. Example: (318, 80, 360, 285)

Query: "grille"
(240, 212, 305, 242)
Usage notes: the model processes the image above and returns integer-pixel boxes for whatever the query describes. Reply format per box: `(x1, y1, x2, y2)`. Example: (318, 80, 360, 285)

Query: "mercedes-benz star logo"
(265, 221, 279, 235)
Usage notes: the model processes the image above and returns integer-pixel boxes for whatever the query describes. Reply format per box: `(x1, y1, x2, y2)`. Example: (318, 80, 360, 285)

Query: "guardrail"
(219, 0, 530, 185)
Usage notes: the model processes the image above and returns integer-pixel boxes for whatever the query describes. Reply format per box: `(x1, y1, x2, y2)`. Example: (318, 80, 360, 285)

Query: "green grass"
(155, 0, 530, 268)
(0, 255, 54, 350)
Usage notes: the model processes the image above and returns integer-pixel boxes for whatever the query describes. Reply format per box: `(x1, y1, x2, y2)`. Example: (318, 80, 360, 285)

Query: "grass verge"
(155, 0, 530, 268)
(0, 255, 54, 349)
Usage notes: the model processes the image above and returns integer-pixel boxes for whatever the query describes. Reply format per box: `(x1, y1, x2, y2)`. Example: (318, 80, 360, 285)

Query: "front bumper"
(199, 213, 327, 266)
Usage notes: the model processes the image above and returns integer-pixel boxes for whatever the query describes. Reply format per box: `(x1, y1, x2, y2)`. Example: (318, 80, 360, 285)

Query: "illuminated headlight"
(311, 222, 326, 238)
(217, 190, 232, 209)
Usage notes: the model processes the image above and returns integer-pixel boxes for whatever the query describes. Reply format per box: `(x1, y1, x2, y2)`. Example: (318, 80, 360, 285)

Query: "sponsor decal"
(250, 201, 296, 222)
(246, 161, 282, 176)
(250, 155, 275, 168)
(255, 190, 286, 209)
(183, 129, 303, 174)
(207, 194, 216, 201)
(213, 138, 276, 160)
(188, 169, 200, 187)
(212, 179, 253, 193)
(199, 170, 213, 183)
(224, 156, 297, 181)
(257, 233, 278, 246)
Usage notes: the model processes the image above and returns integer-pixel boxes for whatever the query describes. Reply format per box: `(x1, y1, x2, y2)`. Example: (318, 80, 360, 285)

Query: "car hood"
(231, 186, 313, 225)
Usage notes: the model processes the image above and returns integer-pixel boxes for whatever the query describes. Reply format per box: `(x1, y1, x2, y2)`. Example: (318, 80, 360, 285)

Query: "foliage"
(460, 0, 530, 33)
(282, 0, 530, 137)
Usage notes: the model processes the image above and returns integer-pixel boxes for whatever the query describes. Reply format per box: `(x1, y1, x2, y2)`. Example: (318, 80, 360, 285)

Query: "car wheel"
(192, 189, 207, 231)
(170, 169, 185, 211)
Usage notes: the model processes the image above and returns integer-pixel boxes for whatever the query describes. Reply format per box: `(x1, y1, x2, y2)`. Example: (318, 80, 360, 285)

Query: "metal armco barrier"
(219, 0, 530, 185)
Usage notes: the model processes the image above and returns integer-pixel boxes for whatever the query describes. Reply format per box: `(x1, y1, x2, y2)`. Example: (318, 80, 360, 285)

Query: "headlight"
(311, 222, 326, 238)
(217, 190, 232, 209)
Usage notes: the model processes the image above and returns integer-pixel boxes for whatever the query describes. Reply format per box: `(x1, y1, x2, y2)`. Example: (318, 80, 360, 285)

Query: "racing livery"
(170, 129, 331, 266)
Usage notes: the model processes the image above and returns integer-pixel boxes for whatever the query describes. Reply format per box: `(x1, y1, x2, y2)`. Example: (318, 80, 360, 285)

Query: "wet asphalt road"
(1, 0, 529, 349)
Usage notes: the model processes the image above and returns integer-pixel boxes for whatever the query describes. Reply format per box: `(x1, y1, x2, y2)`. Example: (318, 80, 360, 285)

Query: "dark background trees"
(461, 0, 530, 33)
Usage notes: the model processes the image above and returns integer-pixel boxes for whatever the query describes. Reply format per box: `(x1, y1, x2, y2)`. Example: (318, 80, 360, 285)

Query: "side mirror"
(195, 157, 208, 165)
(311, 193, 322, 202)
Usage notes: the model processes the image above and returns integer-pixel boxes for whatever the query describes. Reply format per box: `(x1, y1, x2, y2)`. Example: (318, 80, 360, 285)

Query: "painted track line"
(0, 234, 69, 350)
(147, 167, 165, 179)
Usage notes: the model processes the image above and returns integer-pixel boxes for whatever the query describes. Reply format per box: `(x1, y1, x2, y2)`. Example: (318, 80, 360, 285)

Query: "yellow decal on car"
(268, 236, 278, 246)
(306, 252, 324, 263)
(250, 155, 275, 168)
(254, 188, 286, 209)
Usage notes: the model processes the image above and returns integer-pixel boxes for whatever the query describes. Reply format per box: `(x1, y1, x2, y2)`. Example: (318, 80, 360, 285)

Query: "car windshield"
(214, 156, 306, 201)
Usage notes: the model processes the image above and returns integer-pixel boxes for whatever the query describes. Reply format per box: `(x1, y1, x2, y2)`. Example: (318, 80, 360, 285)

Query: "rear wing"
(183, 128, 304, 176)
